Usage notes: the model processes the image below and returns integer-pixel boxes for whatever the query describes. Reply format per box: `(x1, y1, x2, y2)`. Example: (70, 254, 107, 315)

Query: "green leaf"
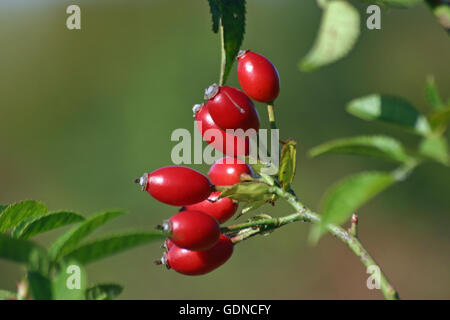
(309, 135, 411, 162)
(313, 172, 395, 241)
(425, 77, 444, 110)
(52, 262, 86, 300)
(428, 3, 450, 33)
(235, 199, 267, 220)
(0, 200, 47, 233)
(85, 284, 123, 300)
(300, 0, 360, 71)
(347, 94, 431, 136)
(208, 0, 246, 84)
(0, 204, 7, 215)
(0, 290, 16, 300)
(240, 200, 267, 215)
(278, 140, 297, 191)
(219, 182, 272, 202)
(0, 234, 49, 272)
(429, 107, 450, 132)
(208, 0, 221, 33)
(27, 271, 52, 300)
(61, 231, 166, 265)
(245, 156, 278, 177)
(12, 211, 85, 240)
(49, 210, 125, 261)
(419, 135, 449, 165)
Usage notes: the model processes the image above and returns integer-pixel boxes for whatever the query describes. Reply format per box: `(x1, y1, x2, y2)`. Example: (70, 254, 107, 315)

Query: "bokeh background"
(0, 0, 449, 299)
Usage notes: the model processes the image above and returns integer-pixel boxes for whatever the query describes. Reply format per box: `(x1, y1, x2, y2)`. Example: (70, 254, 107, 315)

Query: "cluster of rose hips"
(135, 50, 280, 276)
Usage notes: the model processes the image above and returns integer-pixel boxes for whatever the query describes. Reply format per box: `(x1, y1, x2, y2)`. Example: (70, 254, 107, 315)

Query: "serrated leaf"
(219, 182, 272, 202)
(419, 135, 449, 165)
(85, 284, 123, 300)
(309, 135, 411, 162)
(0, 234, 49, 272)
(425, 77, 444, 110)
(347, 94, 431, 136)
(0, 290, 16, 300)
(208, 0, 246, 84)
(279, 140, 297, 191)
(313, 172, 395, 241)
(0, 200, 47, 233)
(12, 211, 85, 240)
(27, 271, 52, 300)
(61, 231, 166, 265)
(52, 261, 86, 300)
(208, 0, 221, 33)
(49, 210, 125, 261)
(300, 0, 360, 71)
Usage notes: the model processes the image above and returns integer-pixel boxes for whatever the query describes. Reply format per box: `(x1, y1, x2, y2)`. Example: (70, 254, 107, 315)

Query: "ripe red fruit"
(237, 50, 280, 103)
(194, 104, 250, 157)
(164, 234, 233, 276)
(185, 191, 238, 224)
(136, 166, 212, 206)
(204, 84, 260, 132)
(162, 210, 220, 250)
(208, 157, 252, 186)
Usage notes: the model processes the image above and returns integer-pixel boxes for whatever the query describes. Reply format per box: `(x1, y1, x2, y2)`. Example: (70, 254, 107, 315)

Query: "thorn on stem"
(349, 214, 359, 237)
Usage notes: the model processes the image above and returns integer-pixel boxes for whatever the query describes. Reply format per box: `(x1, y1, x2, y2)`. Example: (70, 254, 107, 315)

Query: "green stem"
(275, 187, 399, 300)
(219, 22, 226, 85)
(267, 102, 277, 130)
(224, 177, 408, 300)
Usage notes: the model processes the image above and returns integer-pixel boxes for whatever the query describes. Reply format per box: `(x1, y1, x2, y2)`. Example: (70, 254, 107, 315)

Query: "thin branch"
(223, 182, 403, 300)
(219, 21, 226, 85)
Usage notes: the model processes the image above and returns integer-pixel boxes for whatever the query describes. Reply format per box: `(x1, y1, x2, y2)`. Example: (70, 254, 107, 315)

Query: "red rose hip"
(185, 191, 238, 224)
(162, 210, 220, 250)
(194, 104, 250, 157)
(136, 166, 212, 206)
(208, 157, 252, 186)
(237, 50, 280, 103)
(204, 84, 260, 132)
(163, 234, 233, 276)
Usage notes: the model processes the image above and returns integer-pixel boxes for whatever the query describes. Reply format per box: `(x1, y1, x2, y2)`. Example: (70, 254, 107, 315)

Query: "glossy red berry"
(208, 157, 252, 186)
(204, 84, 260, 132)
(185, 191, 238, 224)
(162, 210, 220, 250)
(237, 50, 280, 103)
(136, 166, 212, 206)
(164, 234, 233, 276)
(194, 104, 250, 157)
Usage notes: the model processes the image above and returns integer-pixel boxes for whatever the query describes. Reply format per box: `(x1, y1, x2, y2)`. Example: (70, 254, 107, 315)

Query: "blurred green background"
(0, 0, 449, 299)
